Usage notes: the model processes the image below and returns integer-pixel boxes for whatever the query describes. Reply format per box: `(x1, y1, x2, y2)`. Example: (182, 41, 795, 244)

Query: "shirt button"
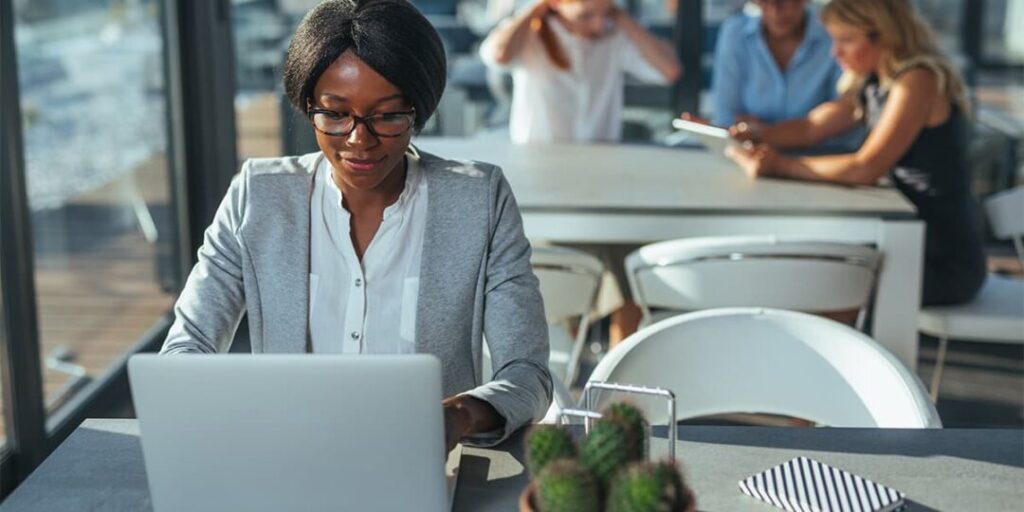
(354, 278, 362, 287)
(350, 331, 360, 340)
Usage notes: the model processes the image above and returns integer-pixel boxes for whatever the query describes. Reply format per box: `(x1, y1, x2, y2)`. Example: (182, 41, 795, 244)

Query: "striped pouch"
(739, 457, 905, 512)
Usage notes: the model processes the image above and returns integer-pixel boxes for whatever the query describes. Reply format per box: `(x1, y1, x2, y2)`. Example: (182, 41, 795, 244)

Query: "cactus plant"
(579, 419, 637, 489)
(526, 425, 577, 477)
(606, 461, 694, 512)
(601, 402, 649, 461)
(535, 459, 601, 512)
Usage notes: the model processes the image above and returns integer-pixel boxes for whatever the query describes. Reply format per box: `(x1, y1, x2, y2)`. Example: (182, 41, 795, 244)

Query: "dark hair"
(283, 0, 446, 131)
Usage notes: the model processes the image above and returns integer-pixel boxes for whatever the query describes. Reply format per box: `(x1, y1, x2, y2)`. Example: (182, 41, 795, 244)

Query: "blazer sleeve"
(161, 163, 250, 354)
(461, 167, 553, 445)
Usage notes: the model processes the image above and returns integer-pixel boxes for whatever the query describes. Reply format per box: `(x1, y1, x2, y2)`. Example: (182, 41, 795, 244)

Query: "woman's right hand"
(729, 116, 764, 143)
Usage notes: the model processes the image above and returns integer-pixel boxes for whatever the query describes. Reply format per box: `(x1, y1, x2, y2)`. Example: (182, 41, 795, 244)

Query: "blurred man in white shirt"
(480, 0, 681, 144)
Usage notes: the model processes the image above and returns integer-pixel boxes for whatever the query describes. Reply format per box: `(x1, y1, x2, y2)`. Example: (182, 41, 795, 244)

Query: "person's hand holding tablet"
(671, 115, 738, 159)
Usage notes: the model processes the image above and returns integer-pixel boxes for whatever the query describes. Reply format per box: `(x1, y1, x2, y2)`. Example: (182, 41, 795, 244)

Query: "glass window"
(13, 0, 176, 417)
(912, 0, 966, 55)
(983, 0, 1024, 65)
(234, 0, 294, 161)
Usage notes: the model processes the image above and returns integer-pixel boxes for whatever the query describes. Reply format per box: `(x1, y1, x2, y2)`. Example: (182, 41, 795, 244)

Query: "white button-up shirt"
(308, 150, 427, 354)
(481, 17, 670, 144)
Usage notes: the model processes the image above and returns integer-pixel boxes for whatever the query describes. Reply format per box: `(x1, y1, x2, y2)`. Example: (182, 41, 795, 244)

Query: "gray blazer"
(161, 148, 552, 444)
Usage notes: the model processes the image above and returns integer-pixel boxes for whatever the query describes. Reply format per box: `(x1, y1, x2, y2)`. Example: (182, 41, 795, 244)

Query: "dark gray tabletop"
(2, 420, 1021, 511)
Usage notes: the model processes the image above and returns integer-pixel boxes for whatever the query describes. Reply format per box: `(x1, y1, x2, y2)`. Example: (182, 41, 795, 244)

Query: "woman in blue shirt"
(710, 0, 842, 128)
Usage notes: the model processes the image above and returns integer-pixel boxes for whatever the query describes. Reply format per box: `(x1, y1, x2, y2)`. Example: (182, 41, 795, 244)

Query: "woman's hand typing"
(441, 395, 504, 453)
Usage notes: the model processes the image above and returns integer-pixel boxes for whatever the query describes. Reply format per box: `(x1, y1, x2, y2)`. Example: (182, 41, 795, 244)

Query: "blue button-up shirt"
(711, 9, 842, 128)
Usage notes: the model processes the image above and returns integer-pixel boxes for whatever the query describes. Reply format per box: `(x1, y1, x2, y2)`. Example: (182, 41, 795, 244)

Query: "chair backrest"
(985, 186, 1024, 265)
(586, 308, 940, 428)
(530, 246, 606, 386)
(531, 246, 604, 323)
(625, 235, 882, 325)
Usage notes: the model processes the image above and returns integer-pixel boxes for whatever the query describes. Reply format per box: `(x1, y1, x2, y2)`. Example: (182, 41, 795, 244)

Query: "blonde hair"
(821, 0, 970, 117)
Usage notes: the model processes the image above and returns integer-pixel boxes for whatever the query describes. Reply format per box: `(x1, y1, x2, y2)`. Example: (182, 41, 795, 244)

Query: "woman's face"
(310, 51, 414, 194)
(552, 0, 614, 39)
(756, 0, 807, 40)
(825, 21, 883, 74)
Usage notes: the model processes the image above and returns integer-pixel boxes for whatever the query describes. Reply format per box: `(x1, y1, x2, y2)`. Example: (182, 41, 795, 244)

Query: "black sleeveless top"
(863, 73, 986, 305)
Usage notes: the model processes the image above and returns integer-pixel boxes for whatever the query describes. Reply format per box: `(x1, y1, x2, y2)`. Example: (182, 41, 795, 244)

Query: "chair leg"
(929, 336, 950, 402)
(565, 314, 591, 388)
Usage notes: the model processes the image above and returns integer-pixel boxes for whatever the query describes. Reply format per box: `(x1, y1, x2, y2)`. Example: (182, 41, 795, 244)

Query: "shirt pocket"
(399, 277, 419, 347)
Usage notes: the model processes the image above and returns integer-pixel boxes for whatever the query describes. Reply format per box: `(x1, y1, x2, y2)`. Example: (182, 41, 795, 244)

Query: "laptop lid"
(128, 354, 450, 512)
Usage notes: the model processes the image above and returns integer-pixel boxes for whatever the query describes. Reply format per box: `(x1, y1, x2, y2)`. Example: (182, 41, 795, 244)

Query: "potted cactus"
(526, 425, 577, 477)
(606, 461, 696, 512)
(532, 459, 602, 512)
(580, 418, 638, 490)
(519, 402, 696, 512)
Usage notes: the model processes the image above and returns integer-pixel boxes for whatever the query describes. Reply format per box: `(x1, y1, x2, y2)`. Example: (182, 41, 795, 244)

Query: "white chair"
(919, 186, 1024, 400)
(531, 246, 605, 387)
(585, 308, 940, 428)
(625, 235, 882, 329)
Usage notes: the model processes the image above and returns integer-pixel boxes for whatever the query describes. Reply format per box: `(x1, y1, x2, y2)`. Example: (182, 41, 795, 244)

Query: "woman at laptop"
(724, 0, 985, 306)
(161, 0, 552, 450)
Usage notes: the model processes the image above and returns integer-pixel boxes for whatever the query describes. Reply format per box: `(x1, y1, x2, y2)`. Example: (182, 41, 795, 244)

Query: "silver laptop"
(128, 354, 459, 512)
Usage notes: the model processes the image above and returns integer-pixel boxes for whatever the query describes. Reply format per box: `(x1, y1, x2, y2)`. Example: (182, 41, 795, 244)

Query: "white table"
(414, 138, 924, 370)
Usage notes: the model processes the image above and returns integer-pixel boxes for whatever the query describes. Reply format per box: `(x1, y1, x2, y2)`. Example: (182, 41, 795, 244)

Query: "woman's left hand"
(726, 142, 779, 179)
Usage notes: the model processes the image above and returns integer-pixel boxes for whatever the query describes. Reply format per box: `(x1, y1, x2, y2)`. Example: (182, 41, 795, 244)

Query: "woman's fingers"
(730, 119, 764, 143)
(726, 142, 770, 179)
(679, 112, 712, 125)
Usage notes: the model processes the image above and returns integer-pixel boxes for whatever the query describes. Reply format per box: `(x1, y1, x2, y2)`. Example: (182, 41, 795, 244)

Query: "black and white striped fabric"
(739, 457, 905, 512)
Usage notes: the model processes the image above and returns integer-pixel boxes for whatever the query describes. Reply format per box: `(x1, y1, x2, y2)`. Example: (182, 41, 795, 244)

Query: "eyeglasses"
(307, 107, 416, 138)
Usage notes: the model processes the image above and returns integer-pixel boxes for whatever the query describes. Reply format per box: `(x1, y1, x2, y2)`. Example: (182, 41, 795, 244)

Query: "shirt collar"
(322, 147, 421, 219)
(743, 7, 829, 46)
(803, 10, 830, 45)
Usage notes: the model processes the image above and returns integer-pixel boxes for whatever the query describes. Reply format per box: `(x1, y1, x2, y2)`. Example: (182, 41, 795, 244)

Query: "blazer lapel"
(241, 170, 315, 353)
(416, 153, 491, 390)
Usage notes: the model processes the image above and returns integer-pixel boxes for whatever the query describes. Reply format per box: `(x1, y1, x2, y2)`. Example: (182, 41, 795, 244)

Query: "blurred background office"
(0, 0, 1021, 500)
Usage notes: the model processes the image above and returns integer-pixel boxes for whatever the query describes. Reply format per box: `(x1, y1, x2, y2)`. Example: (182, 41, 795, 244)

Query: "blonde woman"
(726, 0, 985, 306)
(479, 0, 681, 144)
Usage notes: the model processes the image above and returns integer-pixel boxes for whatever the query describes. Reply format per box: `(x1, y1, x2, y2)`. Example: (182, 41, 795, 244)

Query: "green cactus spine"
(535, 459, 601, 512)
(579, 419, 637, 489)
(606, 461, 693, 512)
(525, 425, 577, 477)
(601, 402, 649, 461)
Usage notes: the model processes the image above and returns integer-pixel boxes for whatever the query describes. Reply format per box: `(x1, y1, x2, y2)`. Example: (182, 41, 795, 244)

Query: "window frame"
(0, 0, 238, 498)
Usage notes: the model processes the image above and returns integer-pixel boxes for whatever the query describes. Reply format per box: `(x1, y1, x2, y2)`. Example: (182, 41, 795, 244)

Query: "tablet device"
(672, 118, 737, 157)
